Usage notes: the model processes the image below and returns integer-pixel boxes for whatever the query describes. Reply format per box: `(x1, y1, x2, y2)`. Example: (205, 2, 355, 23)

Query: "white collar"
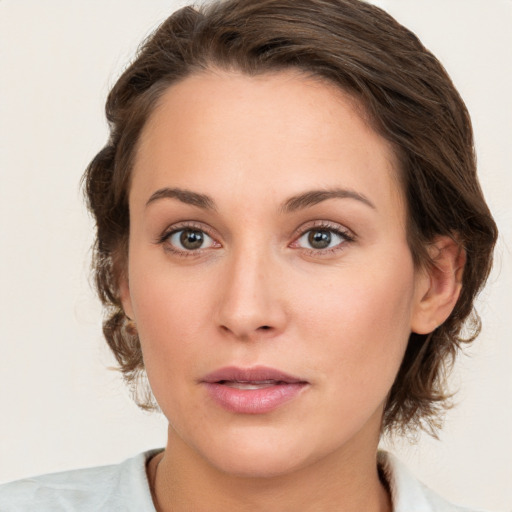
(378, 451, 483, 512)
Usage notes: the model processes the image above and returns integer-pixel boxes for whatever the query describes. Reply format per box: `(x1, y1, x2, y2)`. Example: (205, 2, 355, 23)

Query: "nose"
(214, 249, 287, 341)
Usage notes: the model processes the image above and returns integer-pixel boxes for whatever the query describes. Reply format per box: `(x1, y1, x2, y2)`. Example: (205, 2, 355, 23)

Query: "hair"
(83, 0, 497, 435)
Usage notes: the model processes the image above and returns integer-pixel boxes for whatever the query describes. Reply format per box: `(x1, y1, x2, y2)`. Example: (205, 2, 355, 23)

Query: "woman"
(0, 0, 499, 510)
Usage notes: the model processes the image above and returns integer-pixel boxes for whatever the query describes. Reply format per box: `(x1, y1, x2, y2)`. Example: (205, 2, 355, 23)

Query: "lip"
(201, 366, 309, 414)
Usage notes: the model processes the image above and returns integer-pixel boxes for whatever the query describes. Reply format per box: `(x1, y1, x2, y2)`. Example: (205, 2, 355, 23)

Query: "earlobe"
(411, 236, 465, 335)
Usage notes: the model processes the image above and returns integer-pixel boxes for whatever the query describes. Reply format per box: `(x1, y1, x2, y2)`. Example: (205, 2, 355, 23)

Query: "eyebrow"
(145, 187, 217, 210)
(145, 186, 375, 213)
(281, 188, 376, 213)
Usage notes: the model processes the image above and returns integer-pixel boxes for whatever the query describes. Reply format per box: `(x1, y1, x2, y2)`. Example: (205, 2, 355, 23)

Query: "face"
(121, 70, 430, 477)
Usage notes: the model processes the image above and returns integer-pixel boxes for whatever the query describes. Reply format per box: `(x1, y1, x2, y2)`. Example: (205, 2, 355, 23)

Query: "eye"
(295, 227, 351, 251)
(167, 228, 216, 251)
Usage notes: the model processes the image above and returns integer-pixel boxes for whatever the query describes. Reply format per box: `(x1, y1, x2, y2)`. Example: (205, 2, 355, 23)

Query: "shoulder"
(379, 451, 487, 512)
(0, 450, 161, 511)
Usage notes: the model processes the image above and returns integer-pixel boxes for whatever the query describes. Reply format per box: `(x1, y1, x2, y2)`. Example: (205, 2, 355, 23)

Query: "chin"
(208, 445, 309, 479)
(191, 425, 330, 479)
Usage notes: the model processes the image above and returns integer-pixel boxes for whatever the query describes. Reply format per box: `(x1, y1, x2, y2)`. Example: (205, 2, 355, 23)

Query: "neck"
(148, 428, 391, 512)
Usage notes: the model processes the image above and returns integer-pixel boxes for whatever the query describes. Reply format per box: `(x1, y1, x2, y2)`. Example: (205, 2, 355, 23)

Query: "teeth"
(223, 380, 278, 390)
(230, 383, 270, 390)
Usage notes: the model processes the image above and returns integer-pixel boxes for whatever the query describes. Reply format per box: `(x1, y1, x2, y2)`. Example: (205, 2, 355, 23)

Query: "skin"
(120, 70, 462, 511)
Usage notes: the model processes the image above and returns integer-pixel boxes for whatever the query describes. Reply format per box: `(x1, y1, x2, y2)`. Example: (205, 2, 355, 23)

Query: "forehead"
(131, 69, 404, 220)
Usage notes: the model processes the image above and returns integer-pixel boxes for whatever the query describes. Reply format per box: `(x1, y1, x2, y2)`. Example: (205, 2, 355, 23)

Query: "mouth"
(201, 366, 309, 414)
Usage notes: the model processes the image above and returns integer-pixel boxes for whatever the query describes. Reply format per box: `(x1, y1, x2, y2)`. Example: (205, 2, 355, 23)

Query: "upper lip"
(201, 365, 307, 384)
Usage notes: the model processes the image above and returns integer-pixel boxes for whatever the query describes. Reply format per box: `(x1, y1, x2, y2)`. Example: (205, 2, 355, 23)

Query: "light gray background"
(1, 1, 511, 510)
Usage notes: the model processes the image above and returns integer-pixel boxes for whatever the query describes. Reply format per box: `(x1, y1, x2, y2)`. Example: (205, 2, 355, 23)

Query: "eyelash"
(156, 221, 356, 258)
(156, 222, 218, 258)
(290, 221, 355, 257)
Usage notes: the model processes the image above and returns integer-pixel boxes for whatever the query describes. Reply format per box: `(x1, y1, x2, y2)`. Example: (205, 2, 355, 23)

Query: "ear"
(119, 274, 135, 321)
(411, 235, 466, 335)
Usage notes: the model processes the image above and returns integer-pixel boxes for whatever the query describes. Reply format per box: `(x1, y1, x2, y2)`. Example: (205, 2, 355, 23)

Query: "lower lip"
(203, 382, 307, 414)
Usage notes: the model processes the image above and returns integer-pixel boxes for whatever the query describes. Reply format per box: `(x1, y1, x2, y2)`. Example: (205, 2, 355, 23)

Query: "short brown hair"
(83, 0, 497, 434)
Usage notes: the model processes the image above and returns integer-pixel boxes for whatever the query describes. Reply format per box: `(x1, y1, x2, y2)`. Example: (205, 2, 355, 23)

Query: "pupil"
(308, 230, 331, 249)
(180, 229, 204, 250)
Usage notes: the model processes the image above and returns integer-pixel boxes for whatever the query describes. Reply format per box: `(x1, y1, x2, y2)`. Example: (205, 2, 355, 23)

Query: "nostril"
(259, 325, 271, 330)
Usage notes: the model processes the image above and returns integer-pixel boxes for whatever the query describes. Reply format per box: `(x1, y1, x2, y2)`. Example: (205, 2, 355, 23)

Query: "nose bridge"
(215, 241, 285, 338)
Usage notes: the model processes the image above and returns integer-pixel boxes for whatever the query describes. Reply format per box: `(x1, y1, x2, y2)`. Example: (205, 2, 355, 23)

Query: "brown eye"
(168, 229, 214, 251)
(180, 229, 204, 250)
(308, 230, 332, 249)
(296, 228, 348, 251)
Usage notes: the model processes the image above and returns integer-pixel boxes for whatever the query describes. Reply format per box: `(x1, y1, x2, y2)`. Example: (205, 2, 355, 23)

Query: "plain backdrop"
(0, 1, 511, 510)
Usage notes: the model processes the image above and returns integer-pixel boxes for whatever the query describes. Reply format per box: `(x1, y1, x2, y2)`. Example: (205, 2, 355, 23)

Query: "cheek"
(128, 265, 213, 394)
(299, 255, 416, 393)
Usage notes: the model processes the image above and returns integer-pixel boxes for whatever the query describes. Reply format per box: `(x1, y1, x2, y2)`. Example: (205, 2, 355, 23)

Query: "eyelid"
(157, 221, 214, 241)
(291, 220, 355, 241)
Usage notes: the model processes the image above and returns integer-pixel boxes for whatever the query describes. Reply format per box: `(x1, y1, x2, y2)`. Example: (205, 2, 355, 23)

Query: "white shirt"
(0, 450, 485, 511)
